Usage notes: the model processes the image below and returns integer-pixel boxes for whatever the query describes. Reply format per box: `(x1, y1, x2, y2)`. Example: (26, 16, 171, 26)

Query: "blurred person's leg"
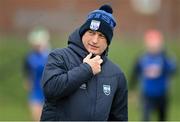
(142, 96, 154, 121)
(29, 94, 44, 121)
(157, 95, 168, 121)
(30, 102, 43, 121)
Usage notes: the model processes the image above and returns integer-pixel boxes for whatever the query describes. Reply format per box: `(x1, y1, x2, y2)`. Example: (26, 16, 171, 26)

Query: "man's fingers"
(97, 59, 103, 64)
(92, 55, 101, 60)
(86, 53, 92, 59)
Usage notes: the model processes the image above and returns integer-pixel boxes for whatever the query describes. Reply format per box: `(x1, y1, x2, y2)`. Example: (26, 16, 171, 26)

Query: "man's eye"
(99, 34, 105, 39)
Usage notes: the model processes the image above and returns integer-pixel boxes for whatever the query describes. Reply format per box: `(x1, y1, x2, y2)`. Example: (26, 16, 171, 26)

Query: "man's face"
(82, 30, 108, 55)
(144, 30, 163, 54)
(31, 41, 48, 53)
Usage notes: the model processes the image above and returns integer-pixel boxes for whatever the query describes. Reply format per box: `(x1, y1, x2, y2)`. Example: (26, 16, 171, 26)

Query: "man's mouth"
(89, 44, 98, 50)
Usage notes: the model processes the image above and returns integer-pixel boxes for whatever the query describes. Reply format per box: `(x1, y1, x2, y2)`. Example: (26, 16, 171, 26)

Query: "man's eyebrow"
(98, 32, 105, 36)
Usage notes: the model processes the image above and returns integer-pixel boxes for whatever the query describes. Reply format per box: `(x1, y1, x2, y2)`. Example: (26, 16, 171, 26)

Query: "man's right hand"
(83, 53, 103, 75)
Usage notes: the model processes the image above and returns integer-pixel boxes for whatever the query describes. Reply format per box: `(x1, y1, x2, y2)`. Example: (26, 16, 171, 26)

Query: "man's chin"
(89, 51, 98, 55)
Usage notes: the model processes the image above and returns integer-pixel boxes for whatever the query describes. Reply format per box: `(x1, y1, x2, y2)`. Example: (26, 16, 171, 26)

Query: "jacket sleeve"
(108, 72, 128, 121)
(22, 55, 31, 81)
(42, 50, 93, 100)
(165, 56, 177, 75)
(129, 57, 141, 90)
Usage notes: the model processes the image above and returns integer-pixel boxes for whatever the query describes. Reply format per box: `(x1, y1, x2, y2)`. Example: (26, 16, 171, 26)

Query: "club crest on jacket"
(103, 84, 111, 96)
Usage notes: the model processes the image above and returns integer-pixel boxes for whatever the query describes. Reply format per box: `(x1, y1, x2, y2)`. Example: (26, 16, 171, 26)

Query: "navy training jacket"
(40, 28, 128, 121)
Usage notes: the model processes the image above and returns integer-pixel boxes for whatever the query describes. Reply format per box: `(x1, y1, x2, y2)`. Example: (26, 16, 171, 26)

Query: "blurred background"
(0, 0, 179, 121)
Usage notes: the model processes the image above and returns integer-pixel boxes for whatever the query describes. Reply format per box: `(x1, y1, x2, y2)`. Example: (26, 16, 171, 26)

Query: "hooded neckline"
(68, 28, 107, 62)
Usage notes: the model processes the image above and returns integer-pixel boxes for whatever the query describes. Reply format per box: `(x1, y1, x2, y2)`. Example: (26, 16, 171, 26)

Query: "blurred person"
(23, 26, 51, 121)
(129, 29, 176, 121)
(40, 5, 128, 121)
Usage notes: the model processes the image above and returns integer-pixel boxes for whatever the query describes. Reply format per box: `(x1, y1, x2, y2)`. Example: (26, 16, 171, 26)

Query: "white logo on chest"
(103, 85, 111, 96)
(144, 64, 162, 78)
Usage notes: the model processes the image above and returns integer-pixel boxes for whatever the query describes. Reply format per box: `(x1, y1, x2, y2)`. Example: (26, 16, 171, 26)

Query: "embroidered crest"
(103, 85, 111, 96)
(90, 20, 100, 31)
(80, 83, 87, 89)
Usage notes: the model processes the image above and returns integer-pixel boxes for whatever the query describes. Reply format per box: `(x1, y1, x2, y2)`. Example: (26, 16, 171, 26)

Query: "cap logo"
(90, 20, 100, 31)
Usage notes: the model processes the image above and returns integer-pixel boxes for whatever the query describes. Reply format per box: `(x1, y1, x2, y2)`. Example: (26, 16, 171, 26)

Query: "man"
(129, 29, 176, 121)
(40, 4, 128, 121)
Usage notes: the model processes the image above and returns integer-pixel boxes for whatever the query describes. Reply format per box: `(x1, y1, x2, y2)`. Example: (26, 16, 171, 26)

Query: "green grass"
(0, 35, 179, 120)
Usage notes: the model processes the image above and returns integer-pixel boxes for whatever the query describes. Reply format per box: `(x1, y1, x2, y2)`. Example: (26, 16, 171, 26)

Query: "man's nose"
(92, 34, 98, 44)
